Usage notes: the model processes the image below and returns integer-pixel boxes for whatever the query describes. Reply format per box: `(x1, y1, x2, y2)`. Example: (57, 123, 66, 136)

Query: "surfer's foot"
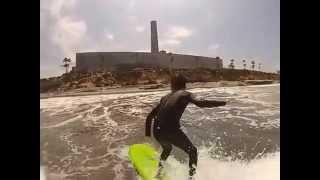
(188, 167, 196, 180)
(155, 171, 164, 179)
(189, 167, 196, 177)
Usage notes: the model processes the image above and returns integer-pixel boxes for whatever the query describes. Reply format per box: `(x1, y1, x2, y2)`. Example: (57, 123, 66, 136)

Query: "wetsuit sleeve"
(188, 93, 226, 108)
(145, 103, 160, 136)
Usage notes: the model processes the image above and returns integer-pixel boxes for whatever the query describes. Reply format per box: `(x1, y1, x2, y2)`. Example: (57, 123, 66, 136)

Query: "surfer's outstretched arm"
(145, 104, 160, 137)
(189, 93, 226, 108)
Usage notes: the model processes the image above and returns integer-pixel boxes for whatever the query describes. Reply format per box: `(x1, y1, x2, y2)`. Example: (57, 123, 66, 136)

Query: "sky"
(40, 0, 280, 78)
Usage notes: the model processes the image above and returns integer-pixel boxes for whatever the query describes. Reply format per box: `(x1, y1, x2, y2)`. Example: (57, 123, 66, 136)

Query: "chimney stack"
(150, 21, 159, 53)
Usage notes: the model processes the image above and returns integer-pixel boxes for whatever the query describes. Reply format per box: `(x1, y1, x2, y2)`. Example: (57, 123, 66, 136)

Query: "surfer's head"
(171, 73, 187, 91)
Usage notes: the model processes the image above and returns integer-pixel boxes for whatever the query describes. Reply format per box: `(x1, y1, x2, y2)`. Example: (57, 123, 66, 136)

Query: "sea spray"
(119, 145, 279, 180)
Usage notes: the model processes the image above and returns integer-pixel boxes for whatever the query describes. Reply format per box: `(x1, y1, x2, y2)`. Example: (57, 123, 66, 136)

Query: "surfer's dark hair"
(171, 73, 187, 91)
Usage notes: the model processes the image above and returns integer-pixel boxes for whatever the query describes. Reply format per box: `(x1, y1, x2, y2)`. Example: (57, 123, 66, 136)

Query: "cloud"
(41, 0, 85, 65)
(134, 49, 149, 52)
(159, 25, 192, 50)
(46, 0, 76, 18)
(135, 26, 145, 32)
(208, 43, 220, 50)
(128, 15, 137, 23)
(105, 31, 114, 40)
(166, 26, 192, 39)
(51, 17, 87, 60)
(128, 0, 136, 9)
(159, 39, 181, 46)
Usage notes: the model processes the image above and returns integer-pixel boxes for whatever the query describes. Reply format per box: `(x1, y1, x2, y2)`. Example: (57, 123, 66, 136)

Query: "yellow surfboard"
(129, 144, 170, 180)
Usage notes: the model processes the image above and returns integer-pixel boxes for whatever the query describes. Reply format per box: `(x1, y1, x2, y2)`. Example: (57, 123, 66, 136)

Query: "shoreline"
(40, 80, 279, 99)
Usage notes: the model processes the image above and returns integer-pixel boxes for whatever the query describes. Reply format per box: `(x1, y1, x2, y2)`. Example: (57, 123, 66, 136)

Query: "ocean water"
(40, 84, 280, 180)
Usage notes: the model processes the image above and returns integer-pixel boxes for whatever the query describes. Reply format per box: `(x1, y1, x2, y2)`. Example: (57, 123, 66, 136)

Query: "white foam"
(193, 152, 279, 180)
(256, 109, 279, 116)
(40, 166, 69, 180)
(40, 166, 46, 180)
(245, 84, 280, 88)
(41, 115, 82, 129)
(119, 146, 279, 180)
(165, 151, 280, 180)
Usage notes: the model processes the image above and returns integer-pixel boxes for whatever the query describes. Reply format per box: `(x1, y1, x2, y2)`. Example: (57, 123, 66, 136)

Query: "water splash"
(119, 146, 279, 180)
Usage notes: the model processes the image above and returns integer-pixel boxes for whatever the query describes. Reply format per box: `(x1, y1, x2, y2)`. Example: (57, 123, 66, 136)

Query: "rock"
(95, 84, 104, 87)
(78, 77, 89, 84)
(94, 76, 104, 83)
(40, 79, 62, 93)
(78, 82, 95, 88)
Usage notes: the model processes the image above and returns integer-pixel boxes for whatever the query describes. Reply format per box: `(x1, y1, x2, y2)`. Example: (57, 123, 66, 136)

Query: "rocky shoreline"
(40, 80, 279, 99)
(40, 68, 279, 99)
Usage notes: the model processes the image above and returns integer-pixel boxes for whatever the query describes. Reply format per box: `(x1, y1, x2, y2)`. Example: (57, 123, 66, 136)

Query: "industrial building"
(76, 21, 223, 72)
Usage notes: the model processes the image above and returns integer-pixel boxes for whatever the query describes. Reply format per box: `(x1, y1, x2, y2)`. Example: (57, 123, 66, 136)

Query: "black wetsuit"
(145, 90, 226, 176)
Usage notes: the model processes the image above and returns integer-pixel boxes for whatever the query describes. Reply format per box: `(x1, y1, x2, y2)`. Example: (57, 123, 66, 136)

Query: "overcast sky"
(40, 0, 280, 78)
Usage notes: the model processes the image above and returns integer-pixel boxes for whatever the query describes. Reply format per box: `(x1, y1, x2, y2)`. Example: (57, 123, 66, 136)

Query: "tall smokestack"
(150, 20, 159, 53)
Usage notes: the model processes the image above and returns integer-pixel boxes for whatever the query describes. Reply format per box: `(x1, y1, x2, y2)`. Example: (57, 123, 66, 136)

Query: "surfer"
(145, 74, 227, 179)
